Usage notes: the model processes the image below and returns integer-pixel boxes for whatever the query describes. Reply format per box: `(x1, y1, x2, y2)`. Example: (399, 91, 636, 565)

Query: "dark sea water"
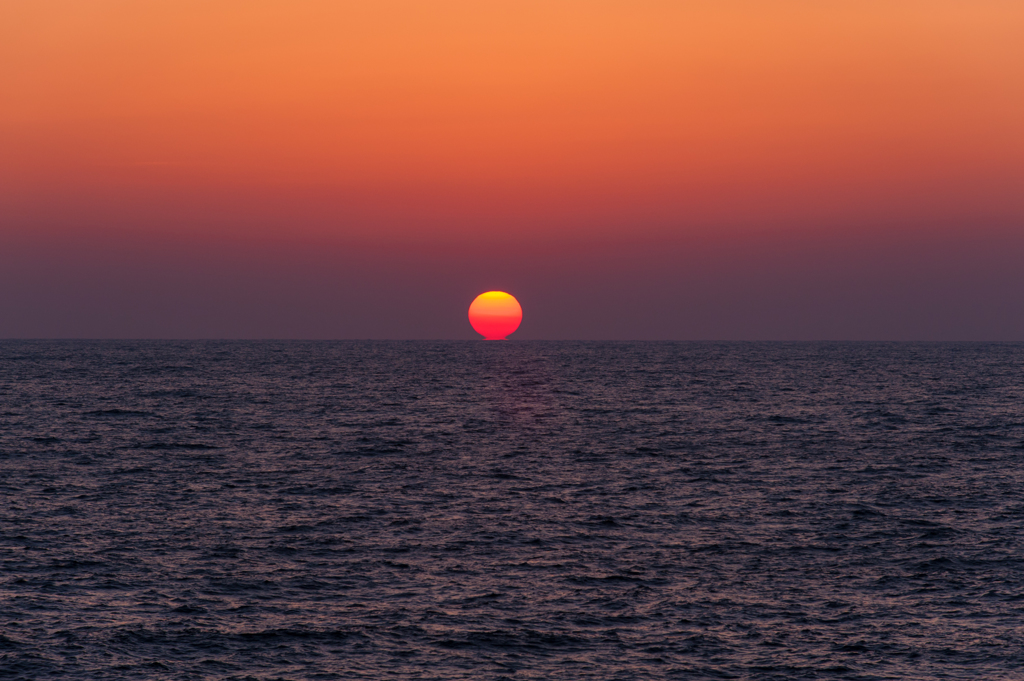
(2, 341, 1023, 680)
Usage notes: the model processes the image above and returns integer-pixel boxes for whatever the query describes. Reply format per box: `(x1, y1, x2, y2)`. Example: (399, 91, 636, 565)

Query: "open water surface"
(1, 341, 1023, 679)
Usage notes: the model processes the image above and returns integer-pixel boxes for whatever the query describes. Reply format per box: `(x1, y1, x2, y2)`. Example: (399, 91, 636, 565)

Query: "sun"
(468, 291, 523, 340)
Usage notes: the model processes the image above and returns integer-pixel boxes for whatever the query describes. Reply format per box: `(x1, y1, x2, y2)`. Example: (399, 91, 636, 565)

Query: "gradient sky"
(2, 1, 1023, 339)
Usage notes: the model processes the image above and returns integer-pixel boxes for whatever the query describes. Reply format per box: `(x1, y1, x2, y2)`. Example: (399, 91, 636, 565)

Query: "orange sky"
(4, 1, 1023, 238)
(2, 1, 1023, 338)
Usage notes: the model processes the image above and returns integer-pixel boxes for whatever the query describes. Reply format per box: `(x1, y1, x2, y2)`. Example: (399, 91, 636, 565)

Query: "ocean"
(1, 341, 1022, 679)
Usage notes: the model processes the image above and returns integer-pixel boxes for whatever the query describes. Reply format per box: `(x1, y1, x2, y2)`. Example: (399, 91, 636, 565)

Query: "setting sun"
(468, 291, 522, 340)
